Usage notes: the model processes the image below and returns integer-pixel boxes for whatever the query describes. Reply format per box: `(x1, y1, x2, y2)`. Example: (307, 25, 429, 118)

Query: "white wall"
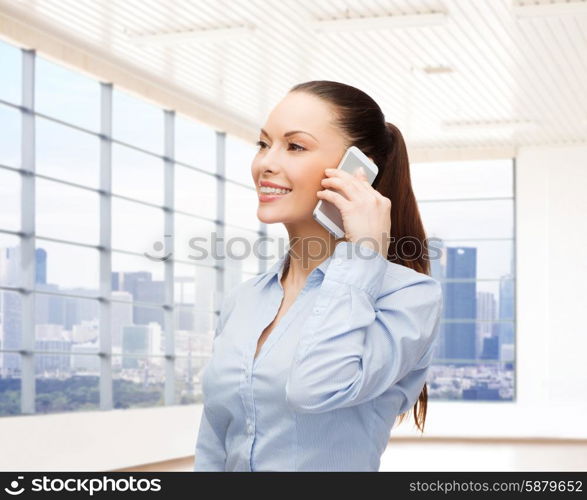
(2, 144, 586, 471)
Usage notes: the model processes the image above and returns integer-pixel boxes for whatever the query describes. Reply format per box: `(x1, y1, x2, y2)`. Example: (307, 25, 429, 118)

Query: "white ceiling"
(1, 0, 587, 151)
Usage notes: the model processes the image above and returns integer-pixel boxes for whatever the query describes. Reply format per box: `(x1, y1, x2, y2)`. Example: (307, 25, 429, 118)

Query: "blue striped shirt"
(193, 240, 443, 471)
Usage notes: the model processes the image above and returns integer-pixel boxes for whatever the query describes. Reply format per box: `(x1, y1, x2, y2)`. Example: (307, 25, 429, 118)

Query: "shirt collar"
(253, 250, 334, 289)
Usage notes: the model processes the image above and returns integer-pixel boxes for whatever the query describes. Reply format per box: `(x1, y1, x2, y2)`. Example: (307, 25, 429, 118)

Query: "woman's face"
(251, 91, 348, 224)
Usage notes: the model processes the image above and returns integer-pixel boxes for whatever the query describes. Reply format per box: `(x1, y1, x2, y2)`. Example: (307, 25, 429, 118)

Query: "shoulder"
(379, 260, 443, 307)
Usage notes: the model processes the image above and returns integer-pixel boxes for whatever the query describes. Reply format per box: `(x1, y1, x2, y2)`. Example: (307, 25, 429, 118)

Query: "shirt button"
(313, 307, 321, 314)
(247, 423, 254, 434)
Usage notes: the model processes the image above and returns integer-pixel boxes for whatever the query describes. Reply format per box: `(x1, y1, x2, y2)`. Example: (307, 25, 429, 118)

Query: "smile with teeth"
(259, 186, 292, 194)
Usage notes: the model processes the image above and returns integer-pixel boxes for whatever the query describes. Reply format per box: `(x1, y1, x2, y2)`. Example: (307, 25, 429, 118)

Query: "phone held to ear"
(312, 145, 379, 239)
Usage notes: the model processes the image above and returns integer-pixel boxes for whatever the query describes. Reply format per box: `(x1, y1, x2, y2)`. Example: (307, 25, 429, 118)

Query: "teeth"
(259, 186, 292, 194)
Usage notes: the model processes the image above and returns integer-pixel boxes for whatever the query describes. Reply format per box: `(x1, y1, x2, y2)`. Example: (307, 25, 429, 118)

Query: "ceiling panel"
(1, 0, 586, 150)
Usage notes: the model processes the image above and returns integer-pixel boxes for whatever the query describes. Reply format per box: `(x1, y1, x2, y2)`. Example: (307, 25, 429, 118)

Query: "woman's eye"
(255, 140, 305, 152)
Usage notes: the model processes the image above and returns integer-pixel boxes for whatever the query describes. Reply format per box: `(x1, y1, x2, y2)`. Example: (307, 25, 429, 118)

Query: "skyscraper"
(444, 246, 477, 363)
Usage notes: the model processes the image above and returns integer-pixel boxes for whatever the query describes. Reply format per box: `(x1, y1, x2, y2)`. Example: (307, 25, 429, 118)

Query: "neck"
(280, 219, 345, 290)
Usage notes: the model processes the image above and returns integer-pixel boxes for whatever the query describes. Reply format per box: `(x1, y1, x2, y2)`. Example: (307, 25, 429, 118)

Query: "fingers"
(316, 186, 350, 212)
(323, 167, 373, 200)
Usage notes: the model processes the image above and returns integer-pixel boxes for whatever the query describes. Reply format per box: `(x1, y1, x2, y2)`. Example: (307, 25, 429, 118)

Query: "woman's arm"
(285, 240, 442, 414)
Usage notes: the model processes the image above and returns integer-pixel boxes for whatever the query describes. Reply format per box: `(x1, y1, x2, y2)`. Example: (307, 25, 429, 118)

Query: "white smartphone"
(312, 145, 379, 239)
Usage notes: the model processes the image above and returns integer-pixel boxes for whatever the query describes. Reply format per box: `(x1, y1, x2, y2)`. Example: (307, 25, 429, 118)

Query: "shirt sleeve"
(284, 240, 443, 414)
(193, 284, 240, 471)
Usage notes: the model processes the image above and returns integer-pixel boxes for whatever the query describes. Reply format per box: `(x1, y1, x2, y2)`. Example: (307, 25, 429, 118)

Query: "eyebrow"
(260, 128, 318, 142)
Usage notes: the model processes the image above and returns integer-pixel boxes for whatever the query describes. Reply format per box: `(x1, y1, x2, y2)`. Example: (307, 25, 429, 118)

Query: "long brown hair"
(289, 80, 431, 433)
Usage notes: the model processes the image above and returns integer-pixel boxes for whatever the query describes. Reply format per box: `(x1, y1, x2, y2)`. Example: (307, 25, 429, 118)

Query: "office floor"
(115, 438, 587, 472)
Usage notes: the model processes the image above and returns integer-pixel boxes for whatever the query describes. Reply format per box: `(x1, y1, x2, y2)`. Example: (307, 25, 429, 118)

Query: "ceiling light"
(512, 0, 587, 18)
(412, 65, 454, 75)
(312, 11, 447, 32)
(126, 25, 256, 45)
(442, 119, 539, 131)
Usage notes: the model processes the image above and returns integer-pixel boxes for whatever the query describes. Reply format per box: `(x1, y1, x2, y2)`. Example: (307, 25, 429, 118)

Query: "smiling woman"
(194, 80, 442, 472)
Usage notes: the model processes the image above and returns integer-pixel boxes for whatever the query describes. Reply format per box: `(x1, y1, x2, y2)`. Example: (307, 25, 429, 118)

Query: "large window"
(411, 159, 516, 401)
(0, 40, 264, 416)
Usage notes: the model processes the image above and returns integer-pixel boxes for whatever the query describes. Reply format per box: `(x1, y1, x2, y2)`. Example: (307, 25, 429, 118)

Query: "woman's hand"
(317, 166, 392, 258)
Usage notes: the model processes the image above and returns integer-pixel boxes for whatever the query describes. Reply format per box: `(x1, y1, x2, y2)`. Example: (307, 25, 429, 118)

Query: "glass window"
(174, 262, 215, 307)
(0, 168, 20, 231)
(0, 39, 21, 105)
(111, 198, 164, 254)
(35, 56, 100, 131)
(34, 241, 100, 297)
(36, 177, 99, 246)
(174, 164, 216, 220)
(112, 88, 164, 155)
(174, 306, 215, 358)
(36, 117, 100, 188)
(112, 356, 164, 409)
(34, 294, 99, 353)
(0, 352, 21, 415)
(111, 251, 165, 304)
(35, 354, 100, 413)
(223, 225, 261, 276)
(112, 143, 164, 205)
(0, 290, 23, 354)
(411, 159, 513, 200)
(419, 199, 514, 240)
(225, 133, 256, 185)
(175, 356, 206, 404)
(175, 113, 216, 172)
(174, 213, 216, 264)
(411, 158, 515, 403)
(0, 104, 21, 168)
(225, 181, 259, 232)
(0, 235, 22, 287)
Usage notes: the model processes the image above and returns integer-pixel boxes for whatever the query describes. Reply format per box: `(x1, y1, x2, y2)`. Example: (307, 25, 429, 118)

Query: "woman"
(193, 80, 443, 472)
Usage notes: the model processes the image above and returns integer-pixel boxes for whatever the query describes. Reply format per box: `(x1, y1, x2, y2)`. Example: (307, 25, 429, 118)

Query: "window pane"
(419, 199, 514, 240)
(428, 358, 514, 401)
(0, 168, 20, 231)
(0, 104, 21, 167)
(174, 263, 215, 307)
(441, 279, 515, 321)
(119, 306, 164, 356)
(412, 159, 513, 200)
(174, 307, 215, 358)
(112, 88, 163, 154)
(35, 56, 100, 131)
(262, 223, 289, 269)
(0, 39, 21, 105)
(0, 235, 21, 287)
(112, 143, 164, 205)
(225, 134, 256, 185)
(175, 113, 216, 172)
(224, 226, 260, 276)
(174, 164, 216, 220)
(175, 356, 206, 405)
(111, 198, 164, 254)
(434, 240, 514, 280)
(110, 292, 133, 354)
(112, 356, 164, 409)
(174, 213, 216, 263)
(1, 290, 23, 353)
(35, 294, 99, 353)
(111, 251, 165, 304)
(36, 178, 99, 245)
(0, 353, 21, 415)
(35, 241, 99, 296)
(35, 354, 100, 413)
(225, 182, 259, 232)
(36, 117, 100, 188)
